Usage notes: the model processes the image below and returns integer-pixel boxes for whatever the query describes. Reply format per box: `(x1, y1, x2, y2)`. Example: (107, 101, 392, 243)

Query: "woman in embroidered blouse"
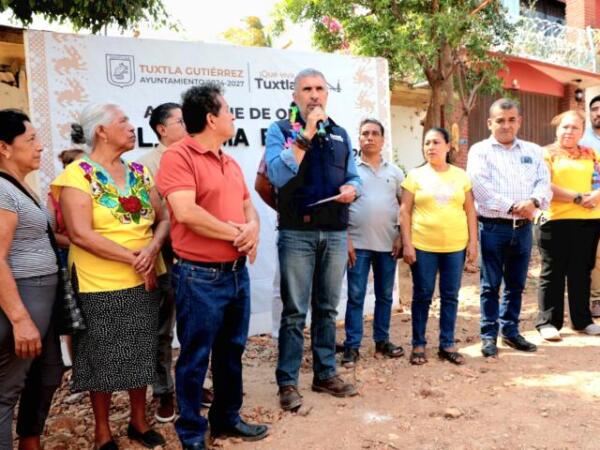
(536, 110, 600, 341)
(51, 104, 168, 450)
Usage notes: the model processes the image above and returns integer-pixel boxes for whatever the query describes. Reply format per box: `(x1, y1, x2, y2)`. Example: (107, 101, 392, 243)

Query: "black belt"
(176, 256, 246, 272)
(478, 216, 531, 228)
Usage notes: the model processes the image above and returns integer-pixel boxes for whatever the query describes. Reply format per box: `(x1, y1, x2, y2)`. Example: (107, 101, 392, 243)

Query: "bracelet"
(294, 133, 311, 151)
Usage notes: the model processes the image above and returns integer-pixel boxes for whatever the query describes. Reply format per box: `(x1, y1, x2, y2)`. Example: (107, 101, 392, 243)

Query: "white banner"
(25, 30, 391, 334)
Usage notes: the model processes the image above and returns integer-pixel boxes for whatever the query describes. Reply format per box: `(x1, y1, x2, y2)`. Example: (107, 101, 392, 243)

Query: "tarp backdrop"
(25, 30, 392, 335)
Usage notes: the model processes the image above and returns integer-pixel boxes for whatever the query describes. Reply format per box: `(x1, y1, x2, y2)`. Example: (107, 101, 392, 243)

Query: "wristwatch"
(530, 197, 540, 208)
(574, 193, 583, 204)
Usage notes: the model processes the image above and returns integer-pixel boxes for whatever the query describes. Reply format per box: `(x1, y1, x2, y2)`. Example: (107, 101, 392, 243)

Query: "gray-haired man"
(265, 68, 361, 410)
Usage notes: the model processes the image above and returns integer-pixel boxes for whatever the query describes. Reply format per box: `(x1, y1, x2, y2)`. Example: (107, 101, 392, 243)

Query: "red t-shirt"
(156, 135, 249, 263)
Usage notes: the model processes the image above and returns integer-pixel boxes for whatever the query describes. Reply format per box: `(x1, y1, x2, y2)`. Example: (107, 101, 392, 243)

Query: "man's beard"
(593, 118, 600, 130)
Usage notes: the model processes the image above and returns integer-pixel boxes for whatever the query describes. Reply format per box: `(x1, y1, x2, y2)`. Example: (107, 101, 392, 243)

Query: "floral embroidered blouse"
(51, 156, 165, 293)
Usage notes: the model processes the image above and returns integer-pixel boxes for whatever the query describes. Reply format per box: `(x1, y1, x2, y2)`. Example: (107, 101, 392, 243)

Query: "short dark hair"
(489, 98, 521, 116)
(0, 109, 30, 144)
(149, 102, 181, 140)
(589, 94, 600, 109)
(359, 118, 385, 137)
(181, 83, 223, 134)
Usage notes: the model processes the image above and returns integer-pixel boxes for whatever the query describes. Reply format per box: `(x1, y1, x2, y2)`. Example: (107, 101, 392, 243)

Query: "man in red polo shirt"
(156, 83, 267, 450)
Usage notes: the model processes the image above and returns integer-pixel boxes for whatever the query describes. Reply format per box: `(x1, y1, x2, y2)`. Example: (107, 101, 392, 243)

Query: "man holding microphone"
(265, 68, 361, 411)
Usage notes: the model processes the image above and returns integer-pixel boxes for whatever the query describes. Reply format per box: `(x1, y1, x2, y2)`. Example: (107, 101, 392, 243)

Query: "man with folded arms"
(156, 83, 267, 449)
(466, 98, 551, 358)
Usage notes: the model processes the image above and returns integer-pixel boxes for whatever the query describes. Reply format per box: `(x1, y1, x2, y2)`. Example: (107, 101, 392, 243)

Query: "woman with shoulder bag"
(0, 109, 64, 450)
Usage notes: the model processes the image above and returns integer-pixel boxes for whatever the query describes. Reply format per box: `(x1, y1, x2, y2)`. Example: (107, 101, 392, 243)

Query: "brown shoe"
(592, 300, 600, 318)
(201, 387, 214, 407)
(278, 385, 303, 411)
(312, 376, 358, 397)
(154, 393, 176, 423)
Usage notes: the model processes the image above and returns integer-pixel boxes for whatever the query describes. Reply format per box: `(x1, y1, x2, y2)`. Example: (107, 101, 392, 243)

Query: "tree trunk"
(423, 81, 444, 132)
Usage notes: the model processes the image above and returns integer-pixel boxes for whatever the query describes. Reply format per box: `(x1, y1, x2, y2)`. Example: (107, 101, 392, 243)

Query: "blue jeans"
(479, 221, 532, 340)
(344, 250, 397, 349)
(410, 249, 465, 349)
(171, 261, 250, 447)
(276, 229, 347, 386)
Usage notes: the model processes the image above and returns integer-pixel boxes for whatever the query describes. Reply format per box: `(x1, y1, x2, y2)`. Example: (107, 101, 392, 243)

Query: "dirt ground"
(39, 247, 600, 450)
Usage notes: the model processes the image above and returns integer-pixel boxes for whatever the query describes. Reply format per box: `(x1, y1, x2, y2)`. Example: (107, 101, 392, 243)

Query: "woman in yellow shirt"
(536, 110, 600, 341)
(51, 103, 168, 450)
(400, 127, 477, 365)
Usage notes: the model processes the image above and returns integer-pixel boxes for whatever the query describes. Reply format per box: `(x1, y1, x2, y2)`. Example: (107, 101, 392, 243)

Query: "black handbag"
(0, 172, 86, 334)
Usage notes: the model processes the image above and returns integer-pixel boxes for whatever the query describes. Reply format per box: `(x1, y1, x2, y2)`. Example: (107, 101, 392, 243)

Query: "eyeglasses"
(166, 118, 185, 127)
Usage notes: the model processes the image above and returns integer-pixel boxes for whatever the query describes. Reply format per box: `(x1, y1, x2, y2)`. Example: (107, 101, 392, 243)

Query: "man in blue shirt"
(342, 118, 404, 367)
(265, 68, 361, 411)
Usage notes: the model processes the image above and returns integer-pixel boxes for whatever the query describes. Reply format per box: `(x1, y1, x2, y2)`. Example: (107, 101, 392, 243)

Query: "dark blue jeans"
(479, 221, 532, 340)
(344, 250, 397, 349)
(410, 249, 465, 349)
(276, 229, 347, 386)
(172, 261, 250, 447)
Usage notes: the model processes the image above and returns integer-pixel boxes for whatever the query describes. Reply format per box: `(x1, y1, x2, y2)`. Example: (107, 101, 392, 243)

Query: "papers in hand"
(306, 193, 342, 207)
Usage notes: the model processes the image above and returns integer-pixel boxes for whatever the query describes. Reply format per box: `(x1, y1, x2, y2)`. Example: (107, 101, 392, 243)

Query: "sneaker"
(341, 348, 359, 368)
(312, 375, 358, 397)
(592, 300, 600, 318)
(581, 323, 600, 335)
(154, 394, 175, 423)
(278, 385, 303, 411)
(538, 325, 561, 342)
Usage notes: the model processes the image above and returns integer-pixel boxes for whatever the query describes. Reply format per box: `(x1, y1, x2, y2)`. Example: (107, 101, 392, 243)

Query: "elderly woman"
(51, 104, 168, 450)
(0, 109, 64, 450)
(400, 127, 477, 365)
(536, 110, 600, 341)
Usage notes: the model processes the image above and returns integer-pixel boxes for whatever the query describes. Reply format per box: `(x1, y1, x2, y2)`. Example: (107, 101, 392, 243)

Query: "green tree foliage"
(273, 0, 514, 129)
(0, 0, 174, 34)
(221, 16, 272, 47)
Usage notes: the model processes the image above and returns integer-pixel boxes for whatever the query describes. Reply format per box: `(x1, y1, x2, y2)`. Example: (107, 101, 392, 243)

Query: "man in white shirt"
(467, 98, 551, 358)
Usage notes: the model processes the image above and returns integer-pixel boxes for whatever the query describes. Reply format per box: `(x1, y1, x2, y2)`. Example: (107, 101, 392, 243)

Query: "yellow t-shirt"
(544, 145, 600, 220)
(401, 164, 472, 253)
(51, 156, 165, 293)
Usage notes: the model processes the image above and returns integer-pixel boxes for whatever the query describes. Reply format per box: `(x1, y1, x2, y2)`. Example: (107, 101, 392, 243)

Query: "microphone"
(316, 119, 327, 137)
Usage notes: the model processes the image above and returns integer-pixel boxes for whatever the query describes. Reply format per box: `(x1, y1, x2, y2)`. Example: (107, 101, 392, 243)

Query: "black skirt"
(71, 284, 159, 392)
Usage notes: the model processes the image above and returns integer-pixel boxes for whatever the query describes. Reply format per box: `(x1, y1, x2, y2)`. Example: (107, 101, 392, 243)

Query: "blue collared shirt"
(466, 136, 551, 219)
(349, 158, 403, 251)
(264, 121, 362, 194)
